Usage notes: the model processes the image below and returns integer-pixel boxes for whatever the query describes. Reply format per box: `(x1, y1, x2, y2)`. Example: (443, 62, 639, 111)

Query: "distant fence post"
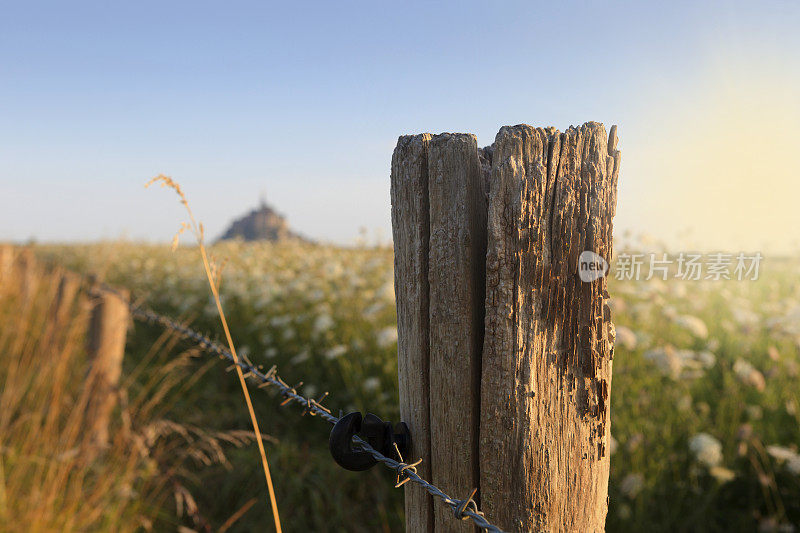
(16, 248, 39, 309)
(391, 123, 620, 531)
(0, 244, 13, 285)
(0, 245, 15, 300)
(52, 270, 82, 327)
(85, 284, 130, 448)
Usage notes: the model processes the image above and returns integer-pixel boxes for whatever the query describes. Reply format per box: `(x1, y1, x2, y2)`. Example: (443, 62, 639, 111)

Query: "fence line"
(100, 291, 507, 533)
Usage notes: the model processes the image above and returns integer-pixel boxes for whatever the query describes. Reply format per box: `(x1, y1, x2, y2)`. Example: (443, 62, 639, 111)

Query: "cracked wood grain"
(392, 122, 619, 532)
(391, 133, 434, 533)
(480, 123, 619, 532)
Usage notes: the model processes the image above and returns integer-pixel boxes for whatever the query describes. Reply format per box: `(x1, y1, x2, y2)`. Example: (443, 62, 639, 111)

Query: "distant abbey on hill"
(218, 199, 305, 242)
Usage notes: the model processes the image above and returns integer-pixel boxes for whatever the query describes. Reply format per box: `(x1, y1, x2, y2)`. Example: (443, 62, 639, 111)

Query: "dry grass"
(146, 175, 282, 532)
(0, 246, 263, 532)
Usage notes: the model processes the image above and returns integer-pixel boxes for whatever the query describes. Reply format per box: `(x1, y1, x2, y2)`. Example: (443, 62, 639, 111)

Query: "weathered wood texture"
(391, 132, 489, 532)
(86, 286, 130, 447)
(0, 244, 14, 288)
(52, 270, 82, 327)
(480, 123, 620, 532)
(427, 133, 487, 532)
(16, 249, 40, 313)
(392, 122, 619, 532)
(0, 245, 16, 302)
(391, 133, 434, 532)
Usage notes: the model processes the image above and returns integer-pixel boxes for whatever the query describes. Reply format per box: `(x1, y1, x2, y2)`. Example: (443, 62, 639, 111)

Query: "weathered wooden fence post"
(0, 245, 16, 301)
(52, 270, 82, 327)
(392, 133, 487, 532)
(392, 134, 434, 532)
(85, 284, 130, 448)
(16, 248, 40, 311)
(480, 123, 620, 531)
(392, 122, 620, 532)
(0, 244, 13, 286)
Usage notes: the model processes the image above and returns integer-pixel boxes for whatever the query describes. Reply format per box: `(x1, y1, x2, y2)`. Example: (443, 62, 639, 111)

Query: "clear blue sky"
(2, 1, 798, 251)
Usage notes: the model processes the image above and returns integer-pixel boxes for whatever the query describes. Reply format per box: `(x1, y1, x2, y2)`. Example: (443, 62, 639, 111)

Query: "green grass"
(38, 242, 800, 531)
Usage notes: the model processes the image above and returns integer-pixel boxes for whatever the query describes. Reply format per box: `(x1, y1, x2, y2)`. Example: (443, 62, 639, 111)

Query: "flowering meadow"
(40, 241, 800, 531)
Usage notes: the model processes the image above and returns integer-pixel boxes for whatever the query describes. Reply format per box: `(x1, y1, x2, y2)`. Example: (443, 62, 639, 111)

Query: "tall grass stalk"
(146, 175, 282, 533)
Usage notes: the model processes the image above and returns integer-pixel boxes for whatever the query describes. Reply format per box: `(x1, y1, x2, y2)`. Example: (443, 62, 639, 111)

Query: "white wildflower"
(325, 345, 348, 360)
(746, 405, 763, 420)
(627, 433, 644, 452)
(696, 350, 716, 368)
(767, 445, 800, 476)
(351, 338, 365, 351)
(790, 457, 800, 476)
(644, 346, 683, 378)
(620, 473, 645, 498)
(732, 308, 760, 328)
(303, 384, 318, 399)
(689, 433, 723, 468)
(674, 315, 708, 339)
(363, 377, 381, 392)
(116, 483, 138, 499)
(662, 305, 678, 320)
(646, 346, 716, 379)
(767, 445, 798, 462)
(376, 327, 398, 349)
(290, 350, 310, 365)
(313, 313, 335, 335)
(617, 503, 631, 520)
(324, 262, 343, 277)
(614, 326, 638, 351)
(709, 466, 736, 483)
(363, 302, 385, 319)
(733, 359, 766, 392)
(269, 315, 292, 328)
(308, 289, 325, 302)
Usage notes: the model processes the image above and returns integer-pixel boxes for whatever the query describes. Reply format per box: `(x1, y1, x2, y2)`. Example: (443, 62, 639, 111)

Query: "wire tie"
(453, 488, 482, 520)
(263, 365, 278, 380)
(392, 443, 422, 488)
(280, 382, 303, 406)
(301, 391, 330, 416)
(310, 392, 331, 415)
(301, 398, 312, 415)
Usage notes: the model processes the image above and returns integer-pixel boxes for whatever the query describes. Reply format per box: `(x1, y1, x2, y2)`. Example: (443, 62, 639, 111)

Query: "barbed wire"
(116, 297, 506, 533)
